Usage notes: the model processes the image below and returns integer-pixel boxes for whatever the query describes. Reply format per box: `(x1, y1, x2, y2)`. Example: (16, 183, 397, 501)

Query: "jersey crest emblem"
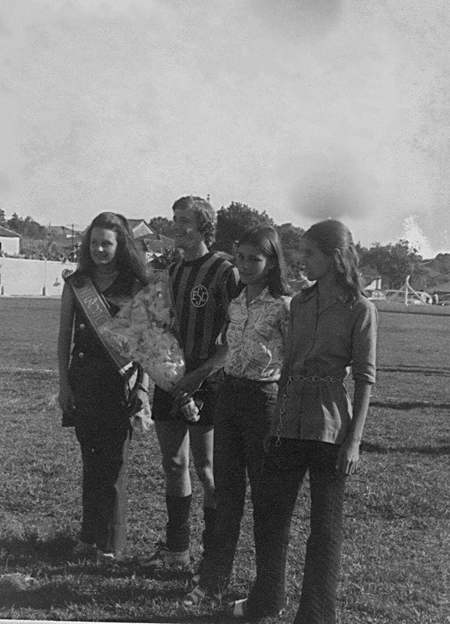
(191, 285, 209, 308)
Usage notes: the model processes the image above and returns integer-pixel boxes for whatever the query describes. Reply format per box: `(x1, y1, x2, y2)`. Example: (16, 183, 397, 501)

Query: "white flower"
(99, 269, 185, 392)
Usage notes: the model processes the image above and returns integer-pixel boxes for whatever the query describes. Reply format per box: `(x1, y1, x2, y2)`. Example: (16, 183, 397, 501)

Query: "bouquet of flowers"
(99, 269, 186, 426)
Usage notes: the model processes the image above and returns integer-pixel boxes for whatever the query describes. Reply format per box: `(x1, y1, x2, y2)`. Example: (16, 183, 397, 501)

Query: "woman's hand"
(263, 433, 273, 453)
(336, 438, 360, 476)
(336, 381, 371, 475)
(135, 388, 152, 420)
(58, 382, 75, 413)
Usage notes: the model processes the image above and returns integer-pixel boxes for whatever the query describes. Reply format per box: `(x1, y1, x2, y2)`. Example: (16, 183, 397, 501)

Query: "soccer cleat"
(139, 541, 190, 569)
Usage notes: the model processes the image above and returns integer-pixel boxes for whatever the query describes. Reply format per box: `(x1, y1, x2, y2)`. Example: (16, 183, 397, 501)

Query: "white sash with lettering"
(67, 275, 133, 377)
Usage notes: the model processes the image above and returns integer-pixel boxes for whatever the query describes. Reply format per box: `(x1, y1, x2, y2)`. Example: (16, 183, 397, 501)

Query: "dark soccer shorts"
(151, 370, 223, 427)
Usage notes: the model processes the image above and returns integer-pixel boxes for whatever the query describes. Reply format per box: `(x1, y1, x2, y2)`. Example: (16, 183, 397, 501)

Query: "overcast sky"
(0, 0, 449, 256)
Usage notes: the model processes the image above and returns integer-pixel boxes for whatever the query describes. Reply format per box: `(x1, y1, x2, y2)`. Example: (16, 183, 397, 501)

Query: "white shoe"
(231, 598, 248, 618)
(96, 550, 116, 565)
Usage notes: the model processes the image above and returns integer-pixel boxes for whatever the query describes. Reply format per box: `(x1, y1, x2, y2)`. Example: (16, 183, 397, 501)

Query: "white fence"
(0, 258, 77, 296)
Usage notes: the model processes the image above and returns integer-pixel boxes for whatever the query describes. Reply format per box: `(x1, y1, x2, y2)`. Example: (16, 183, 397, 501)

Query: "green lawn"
(0, 298, 449, 623)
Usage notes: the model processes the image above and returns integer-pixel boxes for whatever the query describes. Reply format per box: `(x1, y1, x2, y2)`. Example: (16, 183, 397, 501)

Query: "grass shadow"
(0, 579, 92, 610)
(0, 579, 234, 623)
(362, 441, 450, 455)
(0, 534, 194, 582)
(0, 531, 77, 566)
(371, 399, 450, 410)
(377, 365, 450, 376)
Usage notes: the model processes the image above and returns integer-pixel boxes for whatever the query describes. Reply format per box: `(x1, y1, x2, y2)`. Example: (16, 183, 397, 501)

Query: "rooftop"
(0, 225, 20, 238)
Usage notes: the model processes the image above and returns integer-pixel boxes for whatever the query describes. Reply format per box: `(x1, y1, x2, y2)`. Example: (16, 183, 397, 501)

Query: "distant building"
(54, 219, 174, 261)
(0, 225, 20, 255)
(47, 225, 83, 261)
(159, 233, 175, 249)
(365, 277, 382, 291)
(47, 225, 79, 240)
(127, 219, 174, 260)
(127, 219, 157, 239)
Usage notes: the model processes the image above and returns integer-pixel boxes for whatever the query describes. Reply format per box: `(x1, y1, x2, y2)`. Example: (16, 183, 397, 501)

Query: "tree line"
(0, 209, 47, 238)
(149, 202, 305, 280)
(151, 202, 450, 290)
(2, 204, 450, 291)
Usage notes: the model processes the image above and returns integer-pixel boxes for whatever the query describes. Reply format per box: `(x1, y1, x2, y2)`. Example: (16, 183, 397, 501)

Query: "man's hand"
(172, 368, 206, 402)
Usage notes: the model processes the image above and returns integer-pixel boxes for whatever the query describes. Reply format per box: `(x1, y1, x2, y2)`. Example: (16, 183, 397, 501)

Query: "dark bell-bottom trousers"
(247, 439, 347, 624)
(199, 376, 278, 592)
(75, 427, 132, 554)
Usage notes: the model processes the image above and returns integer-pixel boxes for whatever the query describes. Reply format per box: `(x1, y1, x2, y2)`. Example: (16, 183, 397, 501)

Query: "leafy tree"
(149, 247, 182, 269)
(215, 202, 274, 253)
(149, 216, 174, 238)
(275, 222, 305, 279)
(7, 212, 22, 234)
(358, 240, 423, 289)
(0, 208, 6, 226)
(6, 213, 46, 238)
(22, 216, 46, 238)
(19, 237, 67, 260)
(406, 253, 450, 291)
(421, 254, 450, 288)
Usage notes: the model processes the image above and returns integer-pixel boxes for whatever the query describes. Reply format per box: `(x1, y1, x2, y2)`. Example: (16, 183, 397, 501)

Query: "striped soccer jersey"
(169, 252, 239, 370)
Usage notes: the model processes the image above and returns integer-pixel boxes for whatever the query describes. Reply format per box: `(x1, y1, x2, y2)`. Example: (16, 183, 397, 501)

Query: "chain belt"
(275, 374, 343, 446)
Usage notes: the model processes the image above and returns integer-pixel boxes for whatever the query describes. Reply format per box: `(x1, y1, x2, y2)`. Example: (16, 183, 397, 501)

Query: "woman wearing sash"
(57, 212, 149, 562)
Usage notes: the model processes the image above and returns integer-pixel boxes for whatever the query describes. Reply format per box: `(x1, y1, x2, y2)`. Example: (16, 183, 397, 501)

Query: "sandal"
(230, 597, 286, 620)
(96, 550, 116, 565)
(182, 586, 208, 607)
(231, 598, 248, 618)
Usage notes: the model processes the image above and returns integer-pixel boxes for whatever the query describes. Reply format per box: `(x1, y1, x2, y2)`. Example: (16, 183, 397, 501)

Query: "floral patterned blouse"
(224, 287, 291, 382)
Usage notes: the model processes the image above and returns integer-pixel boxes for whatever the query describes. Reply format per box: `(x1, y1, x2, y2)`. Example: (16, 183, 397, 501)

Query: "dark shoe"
(139, 541, 190, 569)
(71, 540, 96, 559)
(191, 555, 207, 586)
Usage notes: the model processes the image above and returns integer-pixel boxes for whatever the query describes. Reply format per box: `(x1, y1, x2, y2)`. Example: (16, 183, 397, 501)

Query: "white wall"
(0, 236, 20, 255)
(0, 258, 77, 296)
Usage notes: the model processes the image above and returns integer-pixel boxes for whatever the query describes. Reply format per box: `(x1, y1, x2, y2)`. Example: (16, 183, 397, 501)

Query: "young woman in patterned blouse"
(183, 225, 291, 606)
(235, 219, 378, 623)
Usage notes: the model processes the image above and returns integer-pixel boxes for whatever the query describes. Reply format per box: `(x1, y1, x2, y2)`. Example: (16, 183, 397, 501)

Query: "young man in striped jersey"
(144, 196, 240, 570)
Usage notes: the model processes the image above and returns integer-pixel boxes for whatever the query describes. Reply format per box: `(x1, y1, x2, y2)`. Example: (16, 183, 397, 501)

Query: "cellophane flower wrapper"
(99, 269, 185, 428)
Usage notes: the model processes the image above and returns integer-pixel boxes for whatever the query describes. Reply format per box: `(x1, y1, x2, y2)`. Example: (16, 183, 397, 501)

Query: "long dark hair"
(74, 212, 148, 286)
(237, 225, 291, 298)
(303, 219, 364, 302)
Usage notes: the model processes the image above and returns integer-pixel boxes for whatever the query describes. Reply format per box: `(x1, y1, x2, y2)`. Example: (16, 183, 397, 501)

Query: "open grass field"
(0, 297, 449, 623)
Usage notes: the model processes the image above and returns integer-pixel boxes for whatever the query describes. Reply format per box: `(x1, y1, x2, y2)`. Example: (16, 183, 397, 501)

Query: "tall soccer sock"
(202, 506, 217, 558)
(166, 494, 192, 553)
